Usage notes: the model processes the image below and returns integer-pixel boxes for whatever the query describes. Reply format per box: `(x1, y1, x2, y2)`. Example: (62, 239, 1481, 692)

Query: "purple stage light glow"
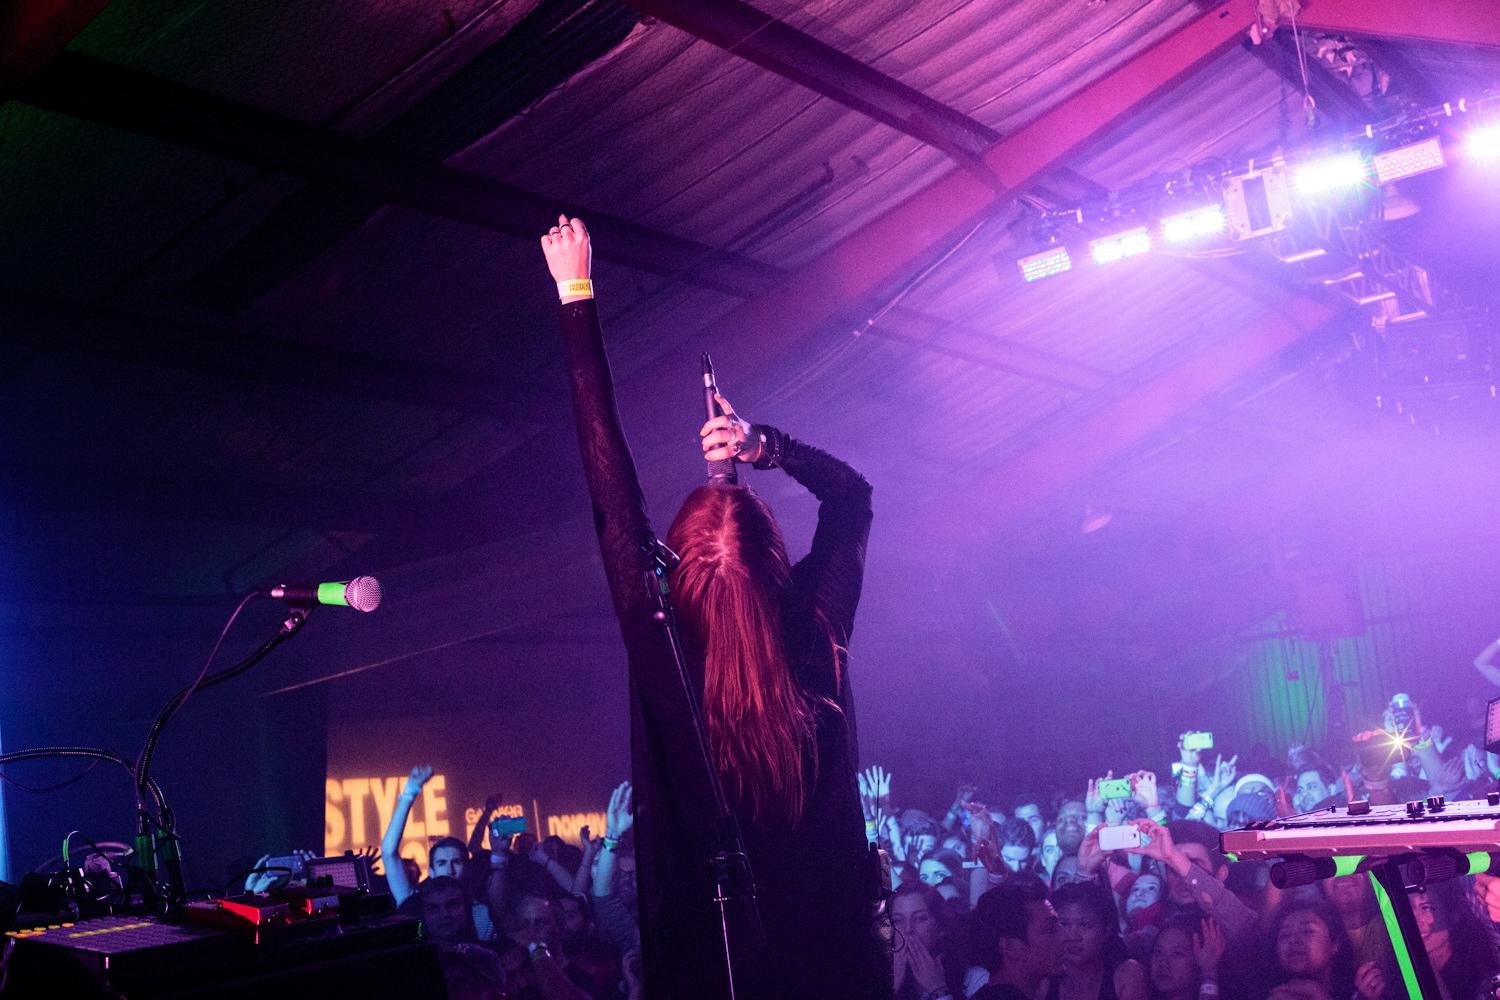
(1467, 125, 1500, 161)
(1089, 227, 1151, 265)
(1293, 152, 1368, 195)
(1161, 205, 1226, 244)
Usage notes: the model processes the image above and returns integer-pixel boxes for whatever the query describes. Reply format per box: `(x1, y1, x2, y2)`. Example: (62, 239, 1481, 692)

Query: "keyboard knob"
(1347, 799, 1371, 816)
(1488, 791, 1500, 807)
(1406, 800, 1425, 817)
(1427, 795, 1445, 812)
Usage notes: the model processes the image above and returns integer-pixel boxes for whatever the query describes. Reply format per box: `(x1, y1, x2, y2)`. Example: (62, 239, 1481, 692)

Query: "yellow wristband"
(558, 278, 593, 299)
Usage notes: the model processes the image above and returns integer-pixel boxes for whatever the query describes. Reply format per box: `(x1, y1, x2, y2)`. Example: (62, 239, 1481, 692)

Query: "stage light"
(1089, 227, 1151, 265)
(1467, 125, 1500, 161)
(1293, 152, 1368, 195)
(1373, 137, 1445, 184)
(1160, 205, 1226, 243)
(1016, 246, 1072, 282)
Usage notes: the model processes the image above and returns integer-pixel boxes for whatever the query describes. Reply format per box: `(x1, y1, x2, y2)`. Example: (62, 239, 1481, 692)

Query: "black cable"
(0, 756, 102, 793)
(134, 609, 306, 819)
(0, 748, 167, 819)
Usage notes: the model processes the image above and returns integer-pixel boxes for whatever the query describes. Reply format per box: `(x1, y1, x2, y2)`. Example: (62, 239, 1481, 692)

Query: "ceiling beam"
(1297, 0, 1500, 49)
(1243, 33, 1370, 123)
(17, 51, 776, 299)
(0, 0, 110, 89)
(695, 1, 1260, 387)
(3, 462, 409, 533)
(621, 0, 1000, 172)
(15, 52, 1101, 393)
(971, 296, 1341, 525)
(5, 298, 539, 418)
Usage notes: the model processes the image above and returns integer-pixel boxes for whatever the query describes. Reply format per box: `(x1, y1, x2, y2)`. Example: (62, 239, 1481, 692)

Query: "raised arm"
(542, 216, 656, 629)
(763, 427, 873, 640)
(382, 764, 432, 907)
(1477, 637, 1500, 687)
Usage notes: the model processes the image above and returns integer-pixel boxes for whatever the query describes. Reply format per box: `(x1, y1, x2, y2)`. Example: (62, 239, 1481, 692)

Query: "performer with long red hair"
(541, 215, 888, 999)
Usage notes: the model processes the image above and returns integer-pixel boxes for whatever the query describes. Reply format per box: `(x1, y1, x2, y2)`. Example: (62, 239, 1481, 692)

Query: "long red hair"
(666, 484, 823, 827)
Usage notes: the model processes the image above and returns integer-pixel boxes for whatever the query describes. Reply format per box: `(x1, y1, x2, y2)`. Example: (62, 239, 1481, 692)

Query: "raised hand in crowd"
(1193, 916, 1225, 984)
(605, 780, 634, 840)
(1129, 769, 1161, 816)
(1354, 960, 1386, 1000)
(383, 763, 436, 906)
(858, 765, 893, 822)
(943, 781, 978, 833)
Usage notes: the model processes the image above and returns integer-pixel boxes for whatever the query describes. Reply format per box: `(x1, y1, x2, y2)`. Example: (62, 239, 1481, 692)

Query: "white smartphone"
(1098, 825, 1149, 851)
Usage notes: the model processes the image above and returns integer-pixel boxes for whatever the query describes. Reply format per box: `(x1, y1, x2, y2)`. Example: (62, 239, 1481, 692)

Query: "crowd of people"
(242, 675, 1500, 999)
(861, 683, 1500, 1000)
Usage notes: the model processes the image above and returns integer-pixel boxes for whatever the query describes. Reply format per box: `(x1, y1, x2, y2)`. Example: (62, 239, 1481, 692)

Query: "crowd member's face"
(1015, 804, 1044, 841)
(1126, 874, 1162, 913)
(1323, 875, 1372, 921)
(1040, 830, 1062, 876)
(1276, 910, 1337, 976)
(556, 895, 588, 935)
(1412, 890, 1443, 940)
(1052, 856, 1087, 889)
(1057, 901, 1109, 968)
(421, 886, 470, 944)
(1055, 800, 1087, 847)
(1013, 900, 1063, 979)
(1149, 926, 1197, 995)
(942, 835, 968, 859)
(1001, 842, 1033, 873)
(892, 892, 940, 951)
(1294, 771, 1332, 813)
(512, 896, 559, 949)
(919, 858, 955, 887)
(431, 845, 467, 880)
(1165, 843, 1219, 906)
(617, 853, 638, 898)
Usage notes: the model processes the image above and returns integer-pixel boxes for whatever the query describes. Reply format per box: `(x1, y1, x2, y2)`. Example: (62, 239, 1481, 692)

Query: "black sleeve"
(756, 424, 873, 644)
(557, 298, 659, 642)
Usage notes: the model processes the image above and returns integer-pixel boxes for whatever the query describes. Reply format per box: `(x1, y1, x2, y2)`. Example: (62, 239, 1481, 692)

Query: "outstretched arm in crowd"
(1125, 818, 1256, 941)
(468, 792, 502, 858)
(571, 824, 601, 897)
(1475, 636, 1500, 687)
(592, 782, 639, 954)
(382, 764, 433, 907)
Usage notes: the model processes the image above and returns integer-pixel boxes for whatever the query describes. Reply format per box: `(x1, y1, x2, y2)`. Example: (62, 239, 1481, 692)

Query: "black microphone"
(702, 353, 738, 486)
(265, 577, 383, 613)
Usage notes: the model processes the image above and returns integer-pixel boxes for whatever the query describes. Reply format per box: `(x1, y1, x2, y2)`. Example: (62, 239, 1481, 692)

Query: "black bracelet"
(750, 424, 784, 470)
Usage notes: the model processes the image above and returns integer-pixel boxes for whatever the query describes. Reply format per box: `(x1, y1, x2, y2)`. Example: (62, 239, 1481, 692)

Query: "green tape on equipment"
(1334, 855, 1364, 877)
(317, 581, 349, 607)
(1468, 851, 1491, 876)
(1370, 872, 1423, 999)
(1224, 853, 1237, 863)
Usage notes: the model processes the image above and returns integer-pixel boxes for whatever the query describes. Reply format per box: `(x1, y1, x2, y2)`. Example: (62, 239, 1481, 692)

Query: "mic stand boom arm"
(641, 535, 764, 1000)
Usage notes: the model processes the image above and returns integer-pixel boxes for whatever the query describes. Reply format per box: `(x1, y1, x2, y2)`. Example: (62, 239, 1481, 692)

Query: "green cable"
(1369, 871, 1424, 999)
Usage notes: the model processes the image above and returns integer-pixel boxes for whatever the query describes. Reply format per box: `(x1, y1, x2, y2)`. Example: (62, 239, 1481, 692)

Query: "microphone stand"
(641, 536, 764, 1000)
(131, 605, 312, 911)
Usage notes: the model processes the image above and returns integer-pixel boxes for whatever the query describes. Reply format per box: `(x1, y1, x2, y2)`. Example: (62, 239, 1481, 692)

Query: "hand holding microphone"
(699, 392, 762, 467)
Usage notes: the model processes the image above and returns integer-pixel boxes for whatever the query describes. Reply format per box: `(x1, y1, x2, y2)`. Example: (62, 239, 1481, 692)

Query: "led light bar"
(1089, 227, 1151, 265)
(1016, 246, 1073, 282)
(1293, 152, 1368, 195)
(1160, 205, 1227, 243)
(1373, 137, 1446, 184)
